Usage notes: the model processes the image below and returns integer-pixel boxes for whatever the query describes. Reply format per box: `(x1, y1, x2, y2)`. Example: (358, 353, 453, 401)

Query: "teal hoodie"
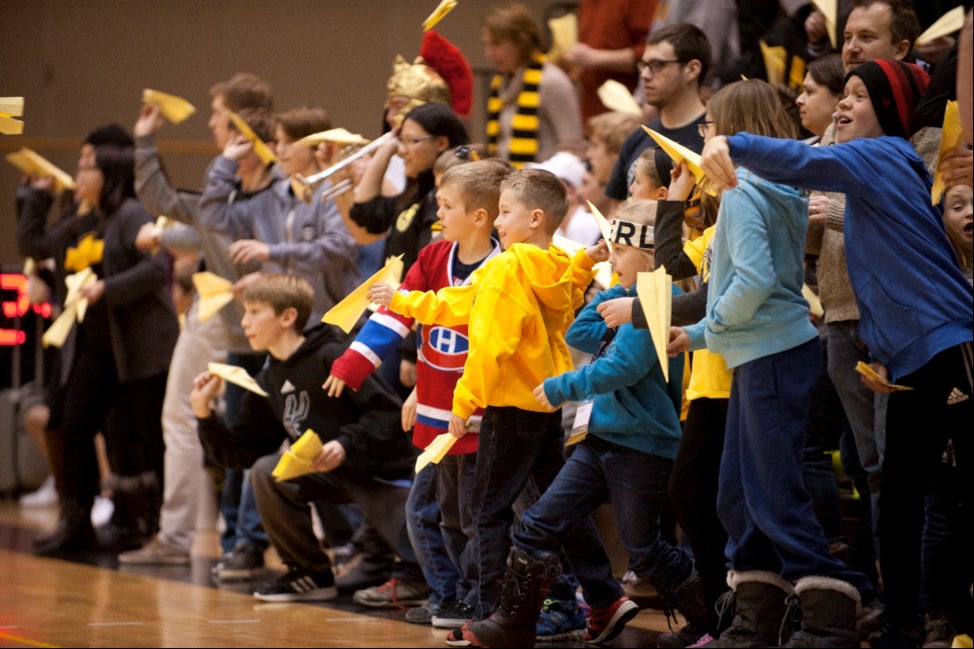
(685, 167, 818, 368)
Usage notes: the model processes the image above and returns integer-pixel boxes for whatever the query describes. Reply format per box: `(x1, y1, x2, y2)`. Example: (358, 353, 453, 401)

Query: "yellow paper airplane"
(415, 432, 458, 473)
(42, 267, 96, 348)
(931, 101, 965, 205)
(585, 201, 615, 255)
(759, 41, 787, 86)
(272, 429, 324, 480)
(917, 5, 966, 44)
(812, 0, 838, 49)
(142, 88, 196, 124)
(228, 111, 277, 165)
(423, 0, 458, 31)
(642, 126, 717, 196)
(854, 361, 913, 391)
(5, 147, 76, 193)
(148, 215, 174, 256)
(636, 266, 673, 381)
(192, 271, 234, 323)
(208, 362, 268, 397)
(295, 128, 370, 148)
(0, 96, 24, 135)
(547, 11, 578, 62)
(322, 254, 404, 333)
(596, 80, 642, 117)
(802, 283, 824, 319)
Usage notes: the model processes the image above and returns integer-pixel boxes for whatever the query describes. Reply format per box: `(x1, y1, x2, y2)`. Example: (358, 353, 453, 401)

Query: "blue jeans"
(219, 352, 269, 553)
(407, 461, 460, 606)
(826, 321, 886, 554)
(720, 338, 872, 597)
(438, 453, 478, 606)
(516, 435, 693, 609)
(471, 406, 568, 618)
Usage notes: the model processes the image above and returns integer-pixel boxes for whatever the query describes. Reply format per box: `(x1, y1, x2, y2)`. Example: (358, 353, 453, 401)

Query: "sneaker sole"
(218, 568, 264, 581)
(253, 586, 338, 603)
(118, 555, 190, 566)
(432, 617, 471, 629)
(353, 594, 430, 608)
(586, 599, 639, 644)
(537, 628, 586, 642)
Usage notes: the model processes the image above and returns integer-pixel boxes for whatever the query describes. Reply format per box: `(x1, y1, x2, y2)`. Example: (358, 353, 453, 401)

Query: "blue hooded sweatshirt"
(685, 166, 819, 369)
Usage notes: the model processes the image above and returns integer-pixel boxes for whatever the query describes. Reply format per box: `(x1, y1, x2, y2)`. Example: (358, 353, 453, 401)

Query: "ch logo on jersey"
(420, 325, 469, 371)
(282, 391, 310, 438)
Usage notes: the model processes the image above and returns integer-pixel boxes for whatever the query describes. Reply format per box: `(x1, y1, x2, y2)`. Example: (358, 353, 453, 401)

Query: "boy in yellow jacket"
(369, 168, 609, 643)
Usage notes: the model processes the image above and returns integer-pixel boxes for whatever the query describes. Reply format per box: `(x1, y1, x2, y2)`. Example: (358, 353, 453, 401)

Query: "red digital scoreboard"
(1, 272, 52, 347)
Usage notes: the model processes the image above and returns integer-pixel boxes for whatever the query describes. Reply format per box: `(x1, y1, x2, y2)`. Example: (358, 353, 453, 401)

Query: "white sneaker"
(91, 496, 114, 527)
(19, 476, 58, 508)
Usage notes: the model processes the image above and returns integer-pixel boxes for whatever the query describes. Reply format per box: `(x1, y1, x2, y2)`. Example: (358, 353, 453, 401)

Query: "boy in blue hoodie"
(699, 60, 972, 647)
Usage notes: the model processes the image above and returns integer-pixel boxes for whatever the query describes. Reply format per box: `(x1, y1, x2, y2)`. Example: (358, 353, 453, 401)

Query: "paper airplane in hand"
(0, 97, 24, 135)
(272, 429, 324, 480)
(5, 147, 76, 192)
(322, 254, 404, 333)
(207, 362, 268, 397)
(643, 126, 717, 196)
(192, 271, 235, 323)
(931, 101, 964, 206)
(42, 267, 96, 348)
(415, 433, 458, 473)
(229, 111, 277, 165)
(142, 88, 196, 124)
(636, 266, 673, 381)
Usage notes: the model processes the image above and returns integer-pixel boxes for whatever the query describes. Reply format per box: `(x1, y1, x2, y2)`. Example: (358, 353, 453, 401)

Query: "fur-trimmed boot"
(782, 576, 861, 648)
(706, 570, 794, 647)
(460, 547, 562, 648)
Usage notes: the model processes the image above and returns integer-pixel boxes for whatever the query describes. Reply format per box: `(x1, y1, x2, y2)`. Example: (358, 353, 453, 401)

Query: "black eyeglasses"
(697, 121, 716, 138)
(637, 59, 683, 75)
(454, 145, 480, 161)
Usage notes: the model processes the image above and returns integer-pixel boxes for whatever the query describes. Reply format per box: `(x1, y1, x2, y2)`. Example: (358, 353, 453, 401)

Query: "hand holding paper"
(5, 147, 76, 192)
(854, 361, 913, 391)
(931, 101, 965, 205)
(228, 111, 277, 165)
(272, 430, 324, 481)
(142, 89, 196, 124)
(414, 433, 458, 473)
(635, 266, 673, 380)
(322, 254, 404, 333)
(207, 362, 269, 397)
(644, 126, 718, 195)
(42, 267, 97, 348)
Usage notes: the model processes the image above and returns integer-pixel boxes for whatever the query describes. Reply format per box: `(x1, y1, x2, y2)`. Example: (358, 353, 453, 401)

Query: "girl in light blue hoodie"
(669, 79, 872, 647)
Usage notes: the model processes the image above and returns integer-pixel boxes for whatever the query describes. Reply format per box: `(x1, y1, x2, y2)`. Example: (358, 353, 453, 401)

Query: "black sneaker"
(253, 568, 338, 602)
(432, 601, 475, 628)
(215, 543, 265, 581)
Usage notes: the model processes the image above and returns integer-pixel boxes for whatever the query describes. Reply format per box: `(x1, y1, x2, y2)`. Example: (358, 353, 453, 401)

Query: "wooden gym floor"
(0, 499, 676, 648)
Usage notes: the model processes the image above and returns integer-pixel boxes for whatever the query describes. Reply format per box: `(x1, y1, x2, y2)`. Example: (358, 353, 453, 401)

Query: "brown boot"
(707, 570, 793, 647)
(461, 547, 562, 648)
(782, 576, 861, 648)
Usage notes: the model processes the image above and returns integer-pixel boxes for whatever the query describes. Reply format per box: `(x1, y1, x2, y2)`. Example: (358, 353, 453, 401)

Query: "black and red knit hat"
(848, 59, 930, 139)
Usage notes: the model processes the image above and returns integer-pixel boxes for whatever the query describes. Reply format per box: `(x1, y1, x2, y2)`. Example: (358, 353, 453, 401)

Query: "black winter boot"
(33, 500, 96, 555)
(782, 576, 861, 648)
(707, 570, 794, 647)
(657, 570, 711, 632)
(461, 547, 562, 648)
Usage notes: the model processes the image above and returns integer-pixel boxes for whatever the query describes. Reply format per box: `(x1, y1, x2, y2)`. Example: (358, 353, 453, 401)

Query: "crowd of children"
(11, 1, 973, 648)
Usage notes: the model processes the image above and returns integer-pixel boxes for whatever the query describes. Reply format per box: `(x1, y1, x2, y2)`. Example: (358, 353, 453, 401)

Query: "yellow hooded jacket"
(389, 243, 595, 420)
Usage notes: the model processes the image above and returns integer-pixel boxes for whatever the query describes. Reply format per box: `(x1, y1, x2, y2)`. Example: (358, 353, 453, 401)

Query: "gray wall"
(0, 0, 562, 265)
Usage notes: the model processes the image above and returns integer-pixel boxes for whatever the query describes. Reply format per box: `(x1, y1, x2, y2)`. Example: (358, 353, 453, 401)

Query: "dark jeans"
(880, 343, 972, 630)
(471, 406, 566, 618)
(669, 397, 729, 633)
(516, 435, 692, 609)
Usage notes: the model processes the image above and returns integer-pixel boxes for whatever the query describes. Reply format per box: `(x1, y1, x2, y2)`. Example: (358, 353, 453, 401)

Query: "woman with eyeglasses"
(349, 101, 469, 275)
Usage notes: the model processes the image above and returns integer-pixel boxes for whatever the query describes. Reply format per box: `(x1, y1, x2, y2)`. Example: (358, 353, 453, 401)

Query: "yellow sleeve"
(389, 283, 477, 327)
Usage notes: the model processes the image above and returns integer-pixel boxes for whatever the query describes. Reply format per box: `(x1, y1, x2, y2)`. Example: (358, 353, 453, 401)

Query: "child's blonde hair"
(707, 79, 798, 140)
(500, 168, 569, 234)
(242, 273, 314, 331)
(634, 147, 667, 193)
(587, 111, 644, 155)
(440, 159, 513, 220)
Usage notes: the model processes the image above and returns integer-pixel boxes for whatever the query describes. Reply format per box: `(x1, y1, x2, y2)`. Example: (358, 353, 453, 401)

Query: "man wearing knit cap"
(699, 59, 973, 648)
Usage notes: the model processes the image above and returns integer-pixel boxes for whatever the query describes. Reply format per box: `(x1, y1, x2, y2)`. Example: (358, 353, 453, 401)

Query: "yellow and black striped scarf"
(486, 53, 544, 169)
